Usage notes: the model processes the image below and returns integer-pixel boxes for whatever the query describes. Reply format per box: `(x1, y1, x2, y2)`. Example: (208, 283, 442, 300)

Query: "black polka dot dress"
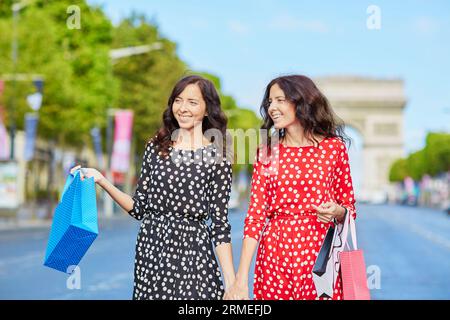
(127, 140, 232, 300)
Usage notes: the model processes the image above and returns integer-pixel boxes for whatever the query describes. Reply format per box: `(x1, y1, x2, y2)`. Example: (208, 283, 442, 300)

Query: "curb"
(0, 215, 130, 232)
(0, 219, 53, 231)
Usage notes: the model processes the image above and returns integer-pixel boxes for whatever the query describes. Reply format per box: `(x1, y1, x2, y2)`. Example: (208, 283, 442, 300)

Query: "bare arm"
(225, 147, 269, 300)
(225, 237, 258, 299)
(235, 238, 258, 284)
(71, 165, 134, 215)
(208, 158, 235, 298)
(215, 243, 235, 291)
(75, 142, 154, 220)
(98, 177, 134, 214)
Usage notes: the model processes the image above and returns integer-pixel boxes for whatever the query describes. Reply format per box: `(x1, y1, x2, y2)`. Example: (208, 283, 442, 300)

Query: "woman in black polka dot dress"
(72, 75, 235, 300)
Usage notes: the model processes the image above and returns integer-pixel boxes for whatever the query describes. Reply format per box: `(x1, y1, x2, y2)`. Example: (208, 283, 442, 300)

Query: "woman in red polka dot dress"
(227, 75, 356, 300)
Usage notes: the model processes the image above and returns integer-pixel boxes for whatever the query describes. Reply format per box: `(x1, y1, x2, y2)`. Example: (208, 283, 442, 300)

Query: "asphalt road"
(0, 204, 449, 300)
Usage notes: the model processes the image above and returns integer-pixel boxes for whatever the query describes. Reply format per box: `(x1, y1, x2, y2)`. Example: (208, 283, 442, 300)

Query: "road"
(0, 204, 449, 300)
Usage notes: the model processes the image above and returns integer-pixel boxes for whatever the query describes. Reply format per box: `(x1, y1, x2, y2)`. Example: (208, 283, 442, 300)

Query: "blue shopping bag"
(43, 169, 98, 273)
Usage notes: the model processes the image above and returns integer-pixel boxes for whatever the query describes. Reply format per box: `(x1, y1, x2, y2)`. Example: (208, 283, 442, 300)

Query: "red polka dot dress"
(243, 137, 357, 300)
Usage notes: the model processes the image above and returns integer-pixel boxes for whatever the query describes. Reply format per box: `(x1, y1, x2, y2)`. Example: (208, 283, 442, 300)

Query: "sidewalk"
(0, 201, 133, 231)
(0, 202, 54, 231)
(0, 217, 53, 231)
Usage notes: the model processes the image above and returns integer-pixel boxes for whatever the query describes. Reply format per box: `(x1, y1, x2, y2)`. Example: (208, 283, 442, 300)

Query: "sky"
(89, 0, 450, 155)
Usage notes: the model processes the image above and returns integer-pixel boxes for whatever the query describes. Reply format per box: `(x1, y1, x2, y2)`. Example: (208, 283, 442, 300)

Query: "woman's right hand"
(224, 278, 249, 300)
(70, 165, 105, 184)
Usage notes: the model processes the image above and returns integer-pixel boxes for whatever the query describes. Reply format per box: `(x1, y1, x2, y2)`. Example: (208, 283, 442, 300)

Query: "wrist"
(223, 274, 235, 287)
(235, 272, 248, 285)
(336, 206, 346, 222)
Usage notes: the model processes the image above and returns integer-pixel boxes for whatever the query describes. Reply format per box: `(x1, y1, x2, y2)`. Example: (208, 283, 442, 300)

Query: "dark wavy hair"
(152, 75, 228, 158)
(259, 75, 350, 157)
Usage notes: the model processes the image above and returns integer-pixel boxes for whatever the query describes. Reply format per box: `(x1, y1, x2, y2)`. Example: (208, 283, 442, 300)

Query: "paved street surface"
(0, 204, 449, 300)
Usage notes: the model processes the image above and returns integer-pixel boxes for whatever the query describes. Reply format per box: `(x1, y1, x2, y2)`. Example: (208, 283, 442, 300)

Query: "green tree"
(0, 0, 117, 148)
(112, 14, 187, 153)
(424, 132, 450, 175)
(0, 1, 261, 175)
(196, 71, 262, 173)
(406, 150, 427, 181)
(389, 158, 408, 182)
(389, 132, 450, 182)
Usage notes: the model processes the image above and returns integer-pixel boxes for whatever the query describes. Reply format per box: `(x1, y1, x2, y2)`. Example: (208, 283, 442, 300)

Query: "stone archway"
(315, 76, 407, 203)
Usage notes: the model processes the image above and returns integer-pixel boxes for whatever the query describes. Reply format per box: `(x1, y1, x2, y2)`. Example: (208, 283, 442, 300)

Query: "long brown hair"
(152, 75, 228, 158)
(259, 75, 350, 157)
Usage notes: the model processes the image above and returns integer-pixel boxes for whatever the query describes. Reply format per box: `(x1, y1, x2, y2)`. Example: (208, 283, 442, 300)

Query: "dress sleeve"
(331, 140, 357, 220)
(243, 148, 270, 241)
(208, 157, 233, 247)
(128, 141, 154, 221)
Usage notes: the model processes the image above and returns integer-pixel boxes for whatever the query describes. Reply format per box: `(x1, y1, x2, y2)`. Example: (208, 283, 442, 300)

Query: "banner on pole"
(90, 127, 104, 170)
(0, 80, 9, 160)
(0, 120, 9, 160)
(0, 80, 4, 97)
(32, 79, 44, 93)
(110, 110, 133, 173)
(24, 113, 39, 161)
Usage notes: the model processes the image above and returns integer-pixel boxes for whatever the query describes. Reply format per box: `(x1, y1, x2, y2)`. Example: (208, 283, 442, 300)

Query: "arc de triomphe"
(315, 76, 407, 203)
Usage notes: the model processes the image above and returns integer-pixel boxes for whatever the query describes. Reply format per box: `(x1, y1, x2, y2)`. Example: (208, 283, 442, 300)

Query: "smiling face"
(267, 83, 299, 129)
(172, 83, 208, 130)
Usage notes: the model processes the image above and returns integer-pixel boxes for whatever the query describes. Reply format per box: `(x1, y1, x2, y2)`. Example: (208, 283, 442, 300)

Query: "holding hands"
(224, 277, 249, 300)
(222, 202, 347, 301)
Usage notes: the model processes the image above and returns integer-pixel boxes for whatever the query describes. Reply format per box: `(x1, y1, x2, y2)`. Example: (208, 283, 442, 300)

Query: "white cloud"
(269, 13, 329, 33)
(414, 16, 439, 35)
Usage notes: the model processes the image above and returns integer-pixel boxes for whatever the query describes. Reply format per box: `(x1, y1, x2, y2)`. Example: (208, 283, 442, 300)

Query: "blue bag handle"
(60, 169, 81, 201)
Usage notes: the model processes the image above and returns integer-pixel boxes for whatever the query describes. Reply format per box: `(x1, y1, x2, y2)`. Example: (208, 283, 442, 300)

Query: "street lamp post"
(9, 0, 35, 160)
(109, 43, 163, 62)
(103, 108, 117, 217)
(9, 3, 19, 160)
(101, 44, 162, 216)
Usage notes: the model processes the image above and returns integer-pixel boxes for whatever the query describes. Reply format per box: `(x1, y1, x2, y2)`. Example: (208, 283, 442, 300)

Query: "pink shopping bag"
(339, 214, 371, 300)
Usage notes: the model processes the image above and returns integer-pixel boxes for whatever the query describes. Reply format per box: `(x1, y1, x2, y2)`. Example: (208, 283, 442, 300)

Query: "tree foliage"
(0, 0, 260, 172)
(389, 132, 450, 182)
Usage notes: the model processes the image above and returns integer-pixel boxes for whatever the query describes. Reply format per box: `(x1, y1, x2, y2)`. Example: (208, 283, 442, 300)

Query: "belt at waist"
(148, 209, 207, 223)
(270, 212, 317, 220)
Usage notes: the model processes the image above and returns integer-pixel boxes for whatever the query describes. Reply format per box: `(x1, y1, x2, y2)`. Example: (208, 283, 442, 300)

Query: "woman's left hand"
(312, 201, 346, 224)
